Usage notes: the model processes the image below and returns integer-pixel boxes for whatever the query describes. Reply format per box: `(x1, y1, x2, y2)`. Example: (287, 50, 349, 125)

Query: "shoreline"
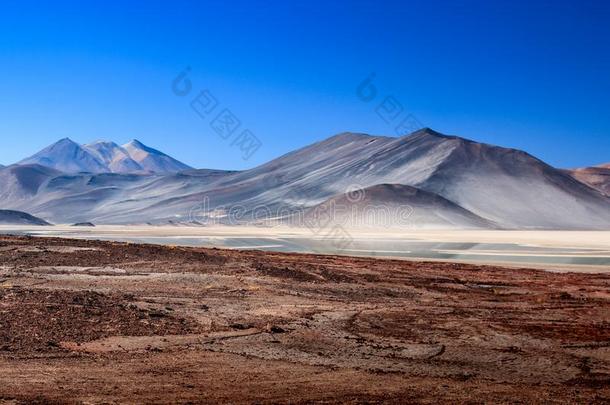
(2, 224, 609, 273)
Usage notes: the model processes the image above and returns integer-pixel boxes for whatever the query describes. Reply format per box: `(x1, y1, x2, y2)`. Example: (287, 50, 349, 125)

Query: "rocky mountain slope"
(566, 163, 610, 197)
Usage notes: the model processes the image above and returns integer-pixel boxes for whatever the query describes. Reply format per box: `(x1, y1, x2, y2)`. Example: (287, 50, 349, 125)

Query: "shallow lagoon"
(2, 225, 610, 272)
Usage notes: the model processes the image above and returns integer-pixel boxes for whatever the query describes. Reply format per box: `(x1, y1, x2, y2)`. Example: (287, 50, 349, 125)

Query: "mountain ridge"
(123, 139, 192, 173)
(84, 141, 144, 173)
(18, 138, 192, 174)
(2, 129, 609, 229)
(0, 209, 51, 225)
(565, 164, 610, 197)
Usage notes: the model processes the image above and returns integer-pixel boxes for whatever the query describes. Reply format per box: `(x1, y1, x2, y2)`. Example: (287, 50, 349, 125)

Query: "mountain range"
(18, 138, 192, 174)
(0, 129, 609, 229)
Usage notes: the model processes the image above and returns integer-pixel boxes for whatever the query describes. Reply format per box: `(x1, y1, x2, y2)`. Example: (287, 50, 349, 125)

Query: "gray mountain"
(0, 209, 51, 225)
(1, 129, 609, 229)
(123, 140, 192, 173)
(0, 163, 232, 224)
(19, 138, 108, 173)
(84, 141, 145, 173)
(18, 138, 192, 174)
(301, 184, 498, 229)
(186, 128, 610, 230)
(0, 164, 63, 201)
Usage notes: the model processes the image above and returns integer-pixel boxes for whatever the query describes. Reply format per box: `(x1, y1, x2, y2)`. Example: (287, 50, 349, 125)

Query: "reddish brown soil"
(0, 235, 609, 404)
(0, 289, 200, 354)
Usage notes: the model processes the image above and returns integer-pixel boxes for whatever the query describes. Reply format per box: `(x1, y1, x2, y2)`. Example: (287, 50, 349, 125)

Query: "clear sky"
(1, 0, 609, 169)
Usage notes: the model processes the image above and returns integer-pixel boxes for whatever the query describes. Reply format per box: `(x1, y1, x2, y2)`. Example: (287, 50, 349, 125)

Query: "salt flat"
(1, 225, 609, 273)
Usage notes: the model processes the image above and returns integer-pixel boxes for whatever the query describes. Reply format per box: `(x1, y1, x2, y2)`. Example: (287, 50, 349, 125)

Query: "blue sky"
(1, 0, 609, 169)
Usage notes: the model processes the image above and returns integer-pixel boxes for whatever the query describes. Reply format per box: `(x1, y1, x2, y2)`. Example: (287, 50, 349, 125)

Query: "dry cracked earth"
(0, 235, 609, 404)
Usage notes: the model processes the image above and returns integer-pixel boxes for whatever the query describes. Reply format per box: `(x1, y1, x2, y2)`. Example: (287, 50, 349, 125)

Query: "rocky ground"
(0, 235, 609, 404)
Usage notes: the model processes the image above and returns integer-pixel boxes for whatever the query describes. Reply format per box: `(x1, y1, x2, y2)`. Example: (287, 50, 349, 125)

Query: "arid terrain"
(0, 235, 609, 404)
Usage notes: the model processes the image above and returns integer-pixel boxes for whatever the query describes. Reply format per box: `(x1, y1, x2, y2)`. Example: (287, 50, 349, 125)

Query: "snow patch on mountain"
(18, 138, 192, 174)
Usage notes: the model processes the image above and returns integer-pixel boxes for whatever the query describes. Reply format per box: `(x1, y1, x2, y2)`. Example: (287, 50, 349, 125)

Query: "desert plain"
(0, 231, 609, 403)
